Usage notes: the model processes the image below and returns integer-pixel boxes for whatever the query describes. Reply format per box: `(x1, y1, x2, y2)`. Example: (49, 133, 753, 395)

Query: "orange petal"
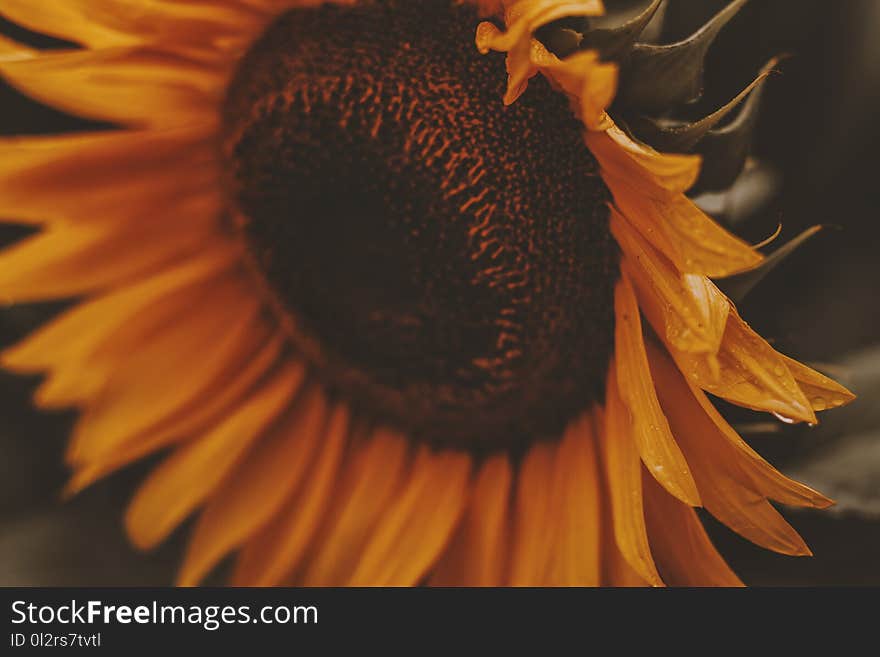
(677, 309, 816, 423)
(177, 388, 329, 586)
(613, 210, 730, 356)
(596, 407, 649, 587)
(0, 195, 219, 302)
(602, 537, 650, 587)
(0, 33, 34, 60)
(124, 361, 307, 550)
(349, 448, 471, 586)
(642, 473, 743, 586)
(585, 121, 701, 197)
(1, 0, 264, 50)
(475, 0, 604, 104)
(648, 344, 815, 556)
(34, 279, 244, 412)
(609, 176, 763, 277)
(430, 454, 513, 587)
(544, 413, 602, 586)
(0, 128, 218, 224)
(300, 428, 410, 586)
(1, 243, 240, 375)
(530, 45, 618, 130)
(613, 274, 701, 506)
(231, 405, 351, 586)
(782, 355, 856, 413)
(1, 0, 135, 48)
(65, 330, 286, 495)
(0, 47, 223, 127)
(649, 343, 832, 509)
(599, 367, 664, 586)
(507, 441, 558, 586)
(681, 464, 811, 557)
(67, 276, 262, 463)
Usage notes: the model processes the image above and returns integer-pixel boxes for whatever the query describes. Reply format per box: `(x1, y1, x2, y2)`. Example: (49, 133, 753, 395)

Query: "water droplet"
(772, 412, 797, 425)
(773, 364, 785, 377)
(811, 396, 827, 412)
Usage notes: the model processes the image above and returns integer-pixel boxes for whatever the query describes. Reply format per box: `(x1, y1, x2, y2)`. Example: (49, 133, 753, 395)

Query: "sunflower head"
(222, 0, 618, 450)
(0, 0, 855, 587)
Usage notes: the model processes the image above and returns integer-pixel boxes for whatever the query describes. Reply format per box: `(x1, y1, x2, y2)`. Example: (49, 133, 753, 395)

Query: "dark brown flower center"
(222, 0, 617, 451)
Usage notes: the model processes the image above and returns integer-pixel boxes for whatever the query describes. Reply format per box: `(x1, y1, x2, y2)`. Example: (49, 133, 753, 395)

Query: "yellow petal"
(643, 473, 743, 586)
(1, 242, 240, 375)
(684, 464, 811, 557)
(300, 428, 410, 586)
(602, 537, 650, 587)
(683, 309, 816, 423)
(613, 210, 730, 356)
(613, 274, 701, 506)
(1, 0, 134, 48)
(649, 344, 815, 555)
(0, 47, 223, 127)
(0, 195, 219, 302)
(35, 277, 243, 412)
(177, 388, 329, 586)
(349, 448, 471, 586)
(599, 367, 664, 586)
(544, 413, 602, 586)
(0, 128, 218, 224)
(0, 33, 34, 60)
(1, 0, 264, 51)
(585, 121, 701, 197)
(65, 330, 286, 495)
(124, 361, 307, 550)
(635, 274, 817, 424)
(648, 343, 832, 509)
(68, 276, 262, 463)
(609, 176, 763, 277)
(530, 45, 618, 130)
(231, 404, 350, 586)
(782, 355, 856, 413)
(475, 0, 604, 104)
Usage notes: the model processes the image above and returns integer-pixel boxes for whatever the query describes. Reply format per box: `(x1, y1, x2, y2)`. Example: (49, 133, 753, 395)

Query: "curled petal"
(612, 210, 730, 358)
(475, 0, 604, 104)
(530, 42, 618, 129)
(642, 292, 818, 424)
(586, 121, 702, 196)
(609, 176, 764, 278)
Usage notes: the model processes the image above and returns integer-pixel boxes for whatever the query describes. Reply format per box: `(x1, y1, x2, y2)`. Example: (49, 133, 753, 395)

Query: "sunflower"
(0, 0, 855, 587)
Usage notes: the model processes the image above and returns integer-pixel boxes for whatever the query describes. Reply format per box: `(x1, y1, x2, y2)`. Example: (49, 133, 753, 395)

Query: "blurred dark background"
(0, 0, 878, 585)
